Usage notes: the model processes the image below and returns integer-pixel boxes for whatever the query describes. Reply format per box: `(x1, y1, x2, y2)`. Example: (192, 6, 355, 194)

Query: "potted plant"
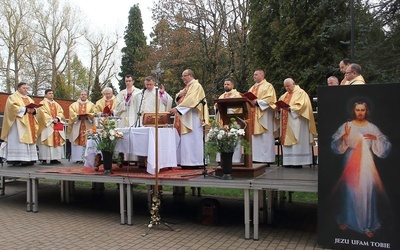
(86, 119, 123, 174)
(205, 118, 249, 179)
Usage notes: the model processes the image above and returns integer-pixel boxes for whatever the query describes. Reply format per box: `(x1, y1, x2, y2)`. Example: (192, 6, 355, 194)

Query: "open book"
(275, 100, 290, 109)
(240, 92, 257, 101)
(25, 103, 43, 109)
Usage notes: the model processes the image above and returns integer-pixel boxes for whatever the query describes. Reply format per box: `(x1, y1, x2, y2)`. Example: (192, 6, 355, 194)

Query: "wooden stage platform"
(0, 161, 317, 240)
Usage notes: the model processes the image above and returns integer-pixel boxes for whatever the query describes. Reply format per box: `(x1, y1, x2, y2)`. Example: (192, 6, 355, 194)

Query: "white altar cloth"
(84, 127, 180, 174)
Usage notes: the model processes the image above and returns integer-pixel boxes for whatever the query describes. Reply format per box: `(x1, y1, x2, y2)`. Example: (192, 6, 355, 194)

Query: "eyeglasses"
(181, 74, 189, 77)
(345, 71, 353, 74)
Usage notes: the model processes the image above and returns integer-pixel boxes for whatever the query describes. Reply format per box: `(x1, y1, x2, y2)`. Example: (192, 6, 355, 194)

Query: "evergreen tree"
(249, 0, 351, 95)
(54, 73, 71, 99)
(90, 75, 102, 103)
(118, 4, 147, 90)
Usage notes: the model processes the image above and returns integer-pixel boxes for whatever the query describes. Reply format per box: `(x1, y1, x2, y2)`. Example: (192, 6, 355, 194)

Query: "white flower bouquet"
(206, 118, 247, 153)
(86, 118, 123, 152)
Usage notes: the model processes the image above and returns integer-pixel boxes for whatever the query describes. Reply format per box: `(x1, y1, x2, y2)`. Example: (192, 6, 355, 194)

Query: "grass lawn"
(40, 180, 318, 204)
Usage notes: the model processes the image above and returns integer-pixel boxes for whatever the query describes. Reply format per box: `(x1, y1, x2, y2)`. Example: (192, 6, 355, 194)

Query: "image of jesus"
(331, 101, 391, 238)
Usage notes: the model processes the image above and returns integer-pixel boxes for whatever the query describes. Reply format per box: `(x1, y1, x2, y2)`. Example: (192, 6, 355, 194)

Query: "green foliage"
(249, 0, 352, 96)
(90, 76, 103, 103)
(69, 55, 89, 99)
(54, 73, 72, 99)
(118, 4, 147, 90)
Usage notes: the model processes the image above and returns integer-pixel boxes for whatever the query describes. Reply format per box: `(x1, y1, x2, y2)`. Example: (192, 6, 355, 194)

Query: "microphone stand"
(182, 69, 234, 179)
(134, 90, 146, 127)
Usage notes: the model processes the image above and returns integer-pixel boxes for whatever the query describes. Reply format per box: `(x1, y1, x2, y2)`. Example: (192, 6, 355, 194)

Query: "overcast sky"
(67, 0, 153, 38)
(61, 0, 154, 85)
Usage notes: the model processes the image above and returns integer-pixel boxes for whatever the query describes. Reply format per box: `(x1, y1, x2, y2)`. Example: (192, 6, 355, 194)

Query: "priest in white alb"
(277, 78, 317, 167)
(115, 74, 140, 127)
(37, 89, 66, 165)
(248, 69, 278, 164)
(1, 82, 39, 166)
(67, 90, 96, 163)
(169, 69, 209, 168)
(133, 76, 173, 126)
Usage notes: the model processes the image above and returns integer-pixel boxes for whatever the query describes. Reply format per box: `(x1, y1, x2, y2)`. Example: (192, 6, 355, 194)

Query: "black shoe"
(283, 165, 293, 168)
(41, 160, 48, 165)
(293, 165, 303, 168)
(75, 161, 84, 164)
(50, 160, 61, 164)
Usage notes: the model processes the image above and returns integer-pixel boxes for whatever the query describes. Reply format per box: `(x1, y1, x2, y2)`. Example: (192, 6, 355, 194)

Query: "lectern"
(214, 97, 266, 177)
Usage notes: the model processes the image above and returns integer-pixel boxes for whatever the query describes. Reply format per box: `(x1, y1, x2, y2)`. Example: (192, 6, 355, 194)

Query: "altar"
(84, 127, 180, 174)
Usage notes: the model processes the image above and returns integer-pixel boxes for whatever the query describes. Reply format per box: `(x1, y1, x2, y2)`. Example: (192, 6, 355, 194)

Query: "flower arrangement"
(206, 118, 249, 157)
(86, 118, 123, 153)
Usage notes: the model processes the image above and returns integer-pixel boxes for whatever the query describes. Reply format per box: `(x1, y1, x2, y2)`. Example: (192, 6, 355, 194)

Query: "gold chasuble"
(95, 96, 116, 114)
(1, 91, 38, 144)
(174, 80, 209, 135)
(67, 100, 95, 146)
(278, 85, 317, 146)
(248, 79, 277, 135)
(37, 98, 65, 147)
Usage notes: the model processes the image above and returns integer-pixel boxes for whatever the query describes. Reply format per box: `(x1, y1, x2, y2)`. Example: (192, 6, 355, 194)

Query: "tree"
(24, 42, 51, 95)
(118, 4, 147, 90)
(33, 0, 82, 90)
(150, 0, 250, 104)
(69, 54, 88, 100)
(54, 72, 71, 99)
(0, 0, 31, 92)
(90, 75, 102, 103)
(85, 31, 118, 94)
(249, 0, 352, 95)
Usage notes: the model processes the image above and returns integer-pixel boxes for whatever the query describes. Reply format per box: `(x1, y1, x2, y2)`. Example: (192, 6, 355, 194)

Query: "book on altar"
(143, 112, 171, 127)
(275, 100, 290, 109)
(25, 103, 43, 109)
(240, 92, 257, 101)
(53, 122, 64, 131)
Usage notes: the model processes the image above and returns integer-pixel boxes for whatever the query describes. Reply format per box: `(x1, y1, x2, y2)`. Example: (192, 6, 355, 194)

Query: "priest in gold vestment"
(215, 78, 242, 163)
(277, 78, 317, 167)
(169, 69, 209, 167)
(1, 82, 38, 165)
(248, 70, 277, 163)
(95, 87, 116, 116)
(67, 90, 96, 163)
(37, 89, 65, 164)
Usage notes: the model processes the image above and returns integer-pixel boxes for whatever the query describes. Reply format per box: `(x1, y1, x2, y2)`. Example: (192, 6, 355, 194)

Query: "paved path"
(0, 173, 329, 249)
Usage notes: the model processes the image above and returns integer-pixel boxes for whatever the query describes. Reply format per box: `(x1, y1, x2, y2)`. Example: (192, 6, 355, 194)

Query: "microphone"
(224, 68, 235, 77)
(142, 87, 146, 94)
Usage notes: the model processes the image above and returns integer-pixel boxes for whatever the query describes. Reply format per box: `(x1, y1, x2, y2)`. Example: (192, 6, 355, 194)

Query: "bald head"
(283, 78, 295, 93)
(327, 76, 339, 86)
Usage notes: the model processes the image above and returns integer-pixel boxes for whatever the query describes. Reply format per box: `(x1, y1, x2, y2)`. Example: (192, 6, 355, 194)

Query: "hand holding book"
(275, 100, 290, 109)
(79, 114, 88, 120)
(240, 92, 257, 101)
(25, 103, 43, 109)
